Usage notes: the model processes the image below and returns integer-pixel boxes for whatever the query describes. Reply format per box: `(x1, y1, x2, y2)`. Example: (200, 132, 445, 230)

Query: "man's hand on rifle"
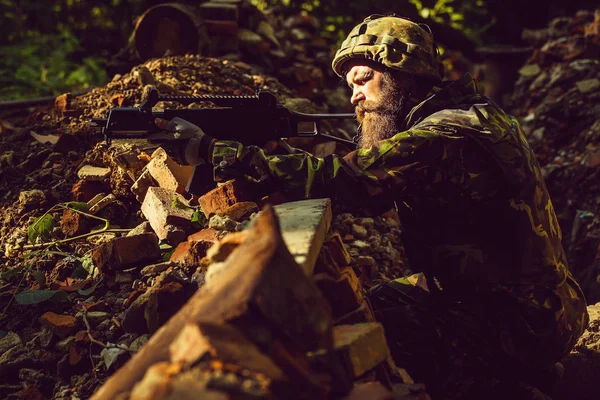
(148, 117, 214, 166)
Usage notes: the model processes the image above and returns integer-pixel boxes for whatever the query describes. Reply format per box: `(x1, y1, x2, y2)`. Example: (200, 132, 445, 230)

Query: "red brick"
(220, 201, 258, 221)
(198, 179, 257, 218)
(40, 312, 77, 338)
(205, 231, 248, 263)
(92, 233, 161, 273)
(60, 209, 90, 237)
(71, 180, 106, 202)
(170, 228, 220, 266)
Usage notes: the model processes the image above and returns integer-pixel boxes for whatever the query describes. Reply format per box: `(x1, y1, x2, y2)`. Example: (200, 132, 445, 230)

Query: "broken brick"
(220, 201, 258, 221)
(313, 267, 363, 319)
(131, 169, 156, 203)
(146, 148, 194, 194)
(121, 281, 187, 334)
(169, 322, 285, 381)
(198, 179, 257, 218)
(206, 231, 248, 263)
(55, 92, 76, 117)
(170, 228, 220, 266)
(71, 180, 106, 203)
(93, 206, 333, 399)
(40, 312, 77, 338)
(141, 187, 195, 245)
(60, 209, 90, 237)
(332, 323, 389, 379)
(92, 232, 161, 273)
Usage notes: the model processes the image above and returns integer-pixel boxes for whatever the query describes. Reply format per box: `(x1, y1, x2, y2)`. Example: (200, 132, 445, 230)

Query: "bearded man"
(150, 15, 588, 399)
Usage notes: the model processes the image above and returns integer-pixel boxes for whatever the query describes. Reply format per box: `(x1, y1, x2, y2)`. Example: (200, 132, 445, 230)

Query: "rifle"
(91, 88, 355, 194)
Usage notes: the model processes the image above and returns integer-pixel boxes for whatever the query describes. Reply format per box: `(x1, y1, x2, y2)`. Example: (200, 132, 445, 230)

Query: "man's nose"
(351, 88, 365, 105)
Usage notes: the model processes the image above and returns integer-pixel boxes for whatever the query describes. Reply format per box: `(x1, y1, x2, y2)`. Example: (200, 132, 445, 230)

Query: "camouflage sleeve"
(210, 129, 466, 212)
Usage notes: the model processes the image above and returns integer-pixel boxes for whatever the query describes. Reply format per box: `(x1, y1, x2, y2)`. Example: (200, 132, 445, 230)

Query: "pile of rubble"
(0, 138, 416, 399)
(110, 0, 349, 106)
(510, 9, 600, 302)
(0, 45, 409, 400)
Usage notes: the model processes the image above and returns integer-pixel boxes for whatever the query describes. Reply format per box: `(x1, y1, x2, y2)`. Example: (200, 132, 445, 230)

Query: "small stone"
(115, 272, 133, 284)
(86, 312, 111, 326)
(0, 332, 22, 355)
(141, 261, 173, 276)
(518, 64, 541, 78)
(356, 256, 376, 269)
(126, 221, 153, 237)
(576, 78, 600, 94)
(351, 224, 368, 239)
(18, 189, 46, 210)
(77, 165, 111, 182)
(209, 214, 238, 231)
(355, 218, 375, 229)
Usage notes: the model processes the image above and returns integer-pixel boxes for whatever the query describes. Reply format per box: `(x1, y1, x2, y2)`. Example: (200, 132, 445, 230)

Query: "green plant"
(0, 30, 108, 100)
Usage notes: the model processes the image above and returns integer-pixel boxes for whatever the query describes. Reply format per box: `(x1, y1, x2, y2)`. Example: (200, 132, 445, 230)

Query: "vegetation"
(0, 0, 594, 101)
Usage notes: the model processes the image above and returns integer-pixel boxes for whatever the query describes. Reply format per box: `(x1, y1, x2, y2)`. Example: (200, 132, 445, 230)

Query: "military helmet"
(332, 15, 442, 83)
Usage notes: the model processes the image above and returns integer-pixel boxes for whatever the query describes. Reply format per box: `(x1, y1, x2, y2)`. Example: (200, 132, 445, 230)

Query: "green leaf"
(28, 214, 55, 245)
(15, 290, 69, 305)
(191, 210, 207, 228)
(77, 277, 103, 296)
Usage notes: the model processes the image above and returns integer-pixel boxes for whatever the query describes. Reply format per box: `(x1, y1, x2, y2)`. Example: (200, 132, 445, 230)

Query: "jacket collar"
(403, 73, 480, 129)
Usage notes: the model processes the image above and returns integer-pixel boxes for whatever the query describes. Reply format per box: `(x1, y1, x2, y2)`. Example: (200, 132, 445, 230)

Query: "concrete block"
(141, 186, 194, 245)
(271, 199, 332, 276)
(146, 148, 194, 194)
(77, 165, 111, 182)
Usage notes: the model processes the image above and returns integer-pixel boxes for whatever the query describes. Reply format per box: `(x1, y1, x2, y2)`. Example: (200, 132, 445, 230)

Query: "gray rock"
(86, 311, 111, 326)
(18, 189, 45, 209)
(129, 334, 150, 352)
(351, 224, 368, 239)
(209, 214, 238, 231)
(126, 221, 153, 237)
(141, 261, 173, 276)
(0, 332, 21, 356)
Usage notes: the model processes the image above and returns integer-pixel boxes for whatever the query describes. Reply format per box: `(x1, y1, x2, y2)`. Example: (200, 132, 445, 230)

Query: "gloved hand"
(148, 117, 214, 166)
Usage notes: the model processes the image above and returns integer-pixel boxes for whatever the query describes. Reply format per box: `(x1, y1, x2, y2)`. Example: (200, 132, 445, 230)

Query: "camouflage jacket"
(209, 74, 587, 326)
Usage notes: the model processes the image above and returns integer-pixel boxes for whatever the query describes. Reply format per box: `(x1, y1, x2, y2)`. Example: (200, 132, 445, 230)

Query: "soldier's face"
(345, 61, 407, 149)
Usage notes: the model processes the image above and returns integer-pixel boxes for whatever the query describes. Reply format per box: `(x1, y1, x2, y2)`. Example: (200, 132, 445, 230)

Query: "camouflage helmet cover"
(332, 15, 442, 83)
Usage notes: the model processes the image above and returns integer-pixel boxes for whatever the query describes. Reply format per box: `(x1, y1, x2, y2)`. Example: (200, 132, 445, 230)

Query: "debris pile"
(510, 9, 600, 302)
(0, 47, 406, 397)
(111, 0, 349, 106)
